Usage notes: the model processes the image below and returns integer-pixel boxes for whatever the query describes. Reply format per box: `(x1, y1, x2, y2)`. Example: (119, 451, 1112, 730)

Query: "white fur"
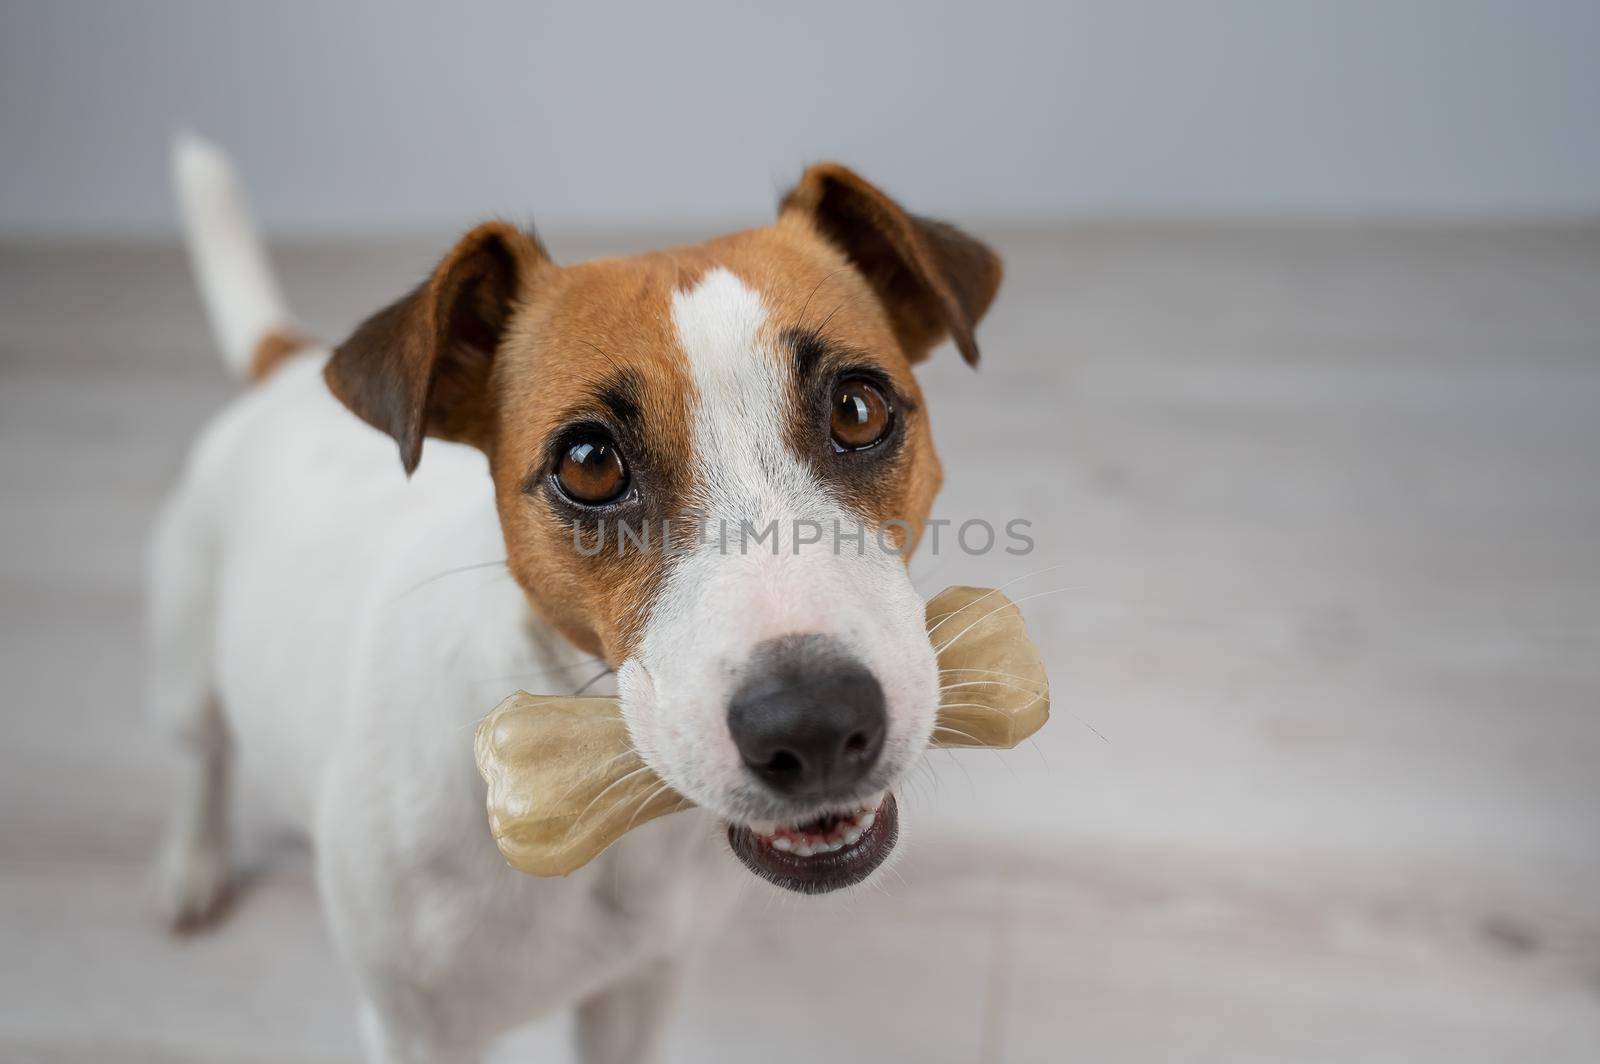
(154, 147, 742, 1062)
(172, 132, 296, 375)
(151, 359, 742, 1062)
(618, 268, 937, 825)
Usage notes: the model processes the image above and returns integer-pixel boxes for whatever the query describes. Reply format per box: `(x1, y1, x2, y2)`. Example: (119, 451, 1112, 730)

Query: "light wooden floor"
(2, 224, 1598, 1062)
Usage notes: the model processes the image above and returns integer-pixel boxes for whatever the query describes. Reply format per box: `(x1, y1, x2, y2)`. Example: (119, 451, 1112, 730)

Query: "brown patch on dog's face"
(484, 226, 950, 664)
(323, 165, 999, 676)
(487, 253, 699, 662)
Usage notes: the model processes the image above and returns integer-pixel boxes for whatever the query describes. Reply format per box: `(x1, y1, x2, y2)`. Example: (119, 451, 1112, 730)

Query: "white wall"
(2, 0, 1598, 236)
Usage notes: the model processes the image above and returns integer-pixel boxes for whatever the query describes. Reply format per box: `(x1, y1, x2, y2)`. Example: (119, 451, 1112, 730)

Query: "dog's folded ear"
(781, 164, 1002, 366)
(325, 222, 548, 475)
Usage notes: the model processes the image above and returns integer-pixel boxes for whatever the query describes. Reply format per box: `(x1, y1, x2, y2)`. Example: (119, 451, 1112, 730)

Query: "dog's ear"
(781, 164, 1002, 366)
(325, 222, 548, 475)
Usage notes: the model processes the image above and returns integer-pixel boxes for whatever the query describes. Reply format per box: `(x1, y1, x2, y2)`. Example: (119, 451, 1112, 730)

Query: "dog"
(151, 133, 1000, 1063)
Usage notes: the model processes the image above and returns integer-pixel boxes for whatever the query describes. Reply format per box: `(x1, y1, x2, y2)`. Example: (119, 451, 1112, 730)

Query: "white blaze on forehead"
(670, 266, 831, 525)
(619, 265, 939, 822)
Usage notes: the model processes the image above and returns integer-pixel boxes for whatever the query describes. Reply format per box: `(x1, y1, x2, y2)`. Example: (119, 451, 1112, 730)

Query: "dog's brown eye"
(555, 436, 628, 504)
(830, 378, 892, 451)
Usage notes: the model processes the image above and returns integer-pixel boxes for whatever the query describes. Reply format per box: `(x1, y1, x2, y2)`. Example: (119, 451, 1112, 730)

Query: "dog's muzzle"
(724, 633, 900, 892)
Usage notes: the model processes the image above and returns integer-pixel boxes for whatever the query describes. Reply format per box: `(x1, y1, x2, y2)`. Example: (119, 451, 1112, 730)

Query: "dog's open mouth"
(726, 793, 898, 894)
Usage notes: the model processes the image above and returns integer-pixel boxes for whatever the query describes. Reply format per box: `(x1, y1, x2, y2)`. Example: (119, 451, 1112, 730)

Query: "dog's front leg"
(575, 957, 682, 1064)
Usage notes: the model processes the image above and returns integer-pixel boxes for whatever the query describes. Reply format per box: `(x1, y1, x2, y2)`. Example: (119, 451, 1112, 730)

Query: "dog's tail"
(172, 131, 310, 382)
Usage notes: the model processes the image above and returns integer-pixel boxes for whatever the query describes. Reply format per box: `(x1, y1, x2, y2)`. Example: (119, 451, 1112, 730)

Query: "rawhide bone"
(475, 585, 1048, 876)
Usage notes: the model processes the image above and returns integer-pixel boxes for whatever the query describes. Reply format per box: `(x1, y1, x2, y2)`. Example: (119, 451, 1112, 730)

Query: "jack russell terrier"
(152, 133, 1000, 1063)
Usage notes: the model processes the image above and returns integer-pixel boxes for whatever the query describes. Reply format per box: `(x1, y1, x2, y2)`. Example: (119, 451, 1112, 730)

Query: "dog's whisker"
(1075, 719, 1109, 743)
(938, 680, 1047, 701)
(932, 586, 1077, 656)
(939, 666, 1048, 681)
(546, 744, 646, 808)
(392, 559, 509, 601)
(931, 584, 1076, 652)
(938, 678, 1046, 696)
(922, 562, 1070, 641)
(937, 689, 1048, 712)
(621, 780, 679, 836)
(907, 757, 941, 807)
(573, 336, 633, 378)
(943, 682, 1109, 744)
(937, 686, 1048, 714)
(933, 722, 1020, 774)
(940, 675, 1107, 742)
(572, 666, 615, 696)
(932, 723, 989, 746)
(797, 266, 852, 325)
(557, 764, 657, 848)
(916, 743, 970, 804)
(474, 656, 607, 687)
(812, 290, 868, 337)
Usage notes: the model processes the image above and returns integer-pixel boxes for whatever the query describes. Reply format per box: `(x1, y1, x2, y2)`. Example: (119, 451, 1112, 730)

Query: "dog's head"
(326, 165, 1001, 892)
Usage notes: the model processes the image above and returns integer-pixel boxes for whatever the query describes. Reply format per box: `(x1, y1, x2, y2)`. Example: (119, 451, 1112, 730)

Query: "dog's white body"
(153, 353, 742, 1061)
(152, 139, 742, 1062)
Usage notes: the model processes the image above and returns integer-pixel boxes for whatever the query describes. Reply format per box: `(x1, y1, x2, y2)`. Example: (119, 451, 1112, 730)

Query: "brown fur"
(248, 325, 313, 382)
(781, 164, 1003, 365)
(324, 222, 550, 474)
(323, 166, 1000, 666)
(491, 252, 700, 660)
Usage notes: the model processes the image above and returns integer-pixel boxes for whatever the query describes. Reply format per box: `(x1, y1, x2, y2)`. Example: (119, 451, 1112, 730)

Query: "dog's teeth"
(747, 797, 887, 859)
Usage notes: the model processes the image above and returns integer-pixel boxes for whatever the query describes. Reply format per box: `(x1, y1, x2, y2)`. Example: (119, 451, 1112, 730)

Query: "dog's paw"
(151, 834, 231, 932)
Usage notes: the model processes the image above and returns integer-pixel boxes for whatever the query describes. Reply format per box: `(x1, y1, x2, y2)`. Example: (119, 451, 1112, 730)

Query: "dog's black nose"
(727, 634, 887, 799)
